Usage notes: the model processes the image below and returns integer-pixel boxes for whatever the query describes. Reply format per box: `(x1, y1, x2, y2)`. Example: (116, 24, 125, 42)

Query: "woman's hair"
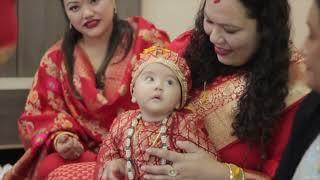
(185, 0, 291, 156)
(59, 0, 133, 89)
(317, 0, 320, 10)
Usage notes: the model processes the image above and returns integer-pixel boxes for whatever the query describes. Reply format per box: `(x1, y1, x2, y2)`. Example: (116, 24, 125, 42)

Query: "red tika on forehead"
(213, 0, 221, 3)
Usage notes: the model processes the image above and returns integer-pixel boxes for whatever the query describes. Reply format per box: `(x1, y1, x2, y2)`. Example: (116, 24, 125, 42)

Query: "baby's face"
(133, 63, 182, 116)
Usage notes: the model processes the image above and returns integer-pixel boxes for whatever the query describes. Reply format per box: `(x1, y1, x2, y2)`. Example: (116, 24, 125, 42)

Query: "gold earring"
(131, 96, 136, 103)
(113, 0, 117, 13)
(69, 23, 72, 29)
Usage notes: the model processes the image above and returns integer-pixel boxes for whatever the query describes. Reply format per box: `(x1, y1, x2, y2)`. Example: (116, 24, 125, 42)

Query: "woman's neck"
(80, 27, 113, 72)
(80, 37, 109, 72)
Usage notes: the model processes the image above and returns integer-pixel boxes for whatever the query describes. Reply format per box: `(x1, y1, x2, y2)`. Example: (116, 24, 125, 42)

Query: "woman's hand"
(142, 141, 229, 180)
(100, 159, 126, 180)
(54, 133, 84, 160)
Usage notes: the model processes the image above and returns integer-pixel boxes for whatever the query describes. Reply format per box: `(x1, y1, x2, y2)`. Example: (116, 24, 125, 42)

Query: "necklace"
(125, 112, 169, 180)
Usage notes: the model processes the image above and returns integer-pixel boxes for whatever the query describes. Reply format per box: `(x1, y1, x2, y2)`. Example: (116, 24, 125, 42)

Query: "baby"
(94, 46, 217, 180)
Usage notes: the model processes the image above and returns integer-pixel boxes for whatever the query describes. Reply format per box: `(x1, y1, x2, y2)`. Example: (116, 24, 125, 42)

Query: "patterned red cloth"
(169, 31, 310, 179)
(48, 162, 96, 180)
(11, 16, 169, 179)
(94, 110, 217, 179)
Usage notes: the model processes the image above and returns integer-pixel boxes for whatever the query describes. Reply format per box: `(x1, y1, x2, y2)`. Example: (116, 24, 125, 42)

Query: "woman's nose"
(82, 6, 94, 19)
(209, 27, 225, 45)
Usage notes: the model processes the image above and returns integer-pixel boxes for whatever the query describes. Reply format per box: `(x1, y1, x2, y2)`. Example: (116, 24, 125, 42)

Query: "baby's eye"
(145, 76, 154, 81)
(166, 80, 174, 85)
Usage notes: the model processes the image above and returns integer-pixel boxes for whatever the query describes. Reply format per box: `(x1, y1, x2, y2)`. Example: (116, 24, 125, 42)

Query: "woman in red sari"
(141, 0, 309, 179)
(3, 0, 169, 179)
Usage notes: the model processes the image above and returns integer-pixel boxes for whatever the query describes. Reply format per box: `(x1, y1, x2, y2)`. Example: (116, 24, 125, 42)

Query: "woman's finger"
(100, 167, 108, 180)
(144, 174, 174, 180)
(141, 164, 172, 175)
(146, 148, 182, 162)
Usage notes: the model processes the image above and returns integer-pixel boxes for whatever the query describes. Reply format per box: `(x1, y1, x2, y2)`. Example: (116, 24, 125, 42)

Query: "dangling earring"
(69, 23, 73, 30)
(175, 103, 181, 110)
(113, 0, 117, 14)
(131, 96, 136, 103)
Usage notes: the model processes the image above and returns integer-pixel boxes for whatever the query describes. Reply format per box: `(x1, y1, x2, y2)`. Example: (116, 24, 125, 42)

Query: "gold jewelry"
(168, 166, 178, 177)
(113, 0, 117, 13)
(224, 163, 245, 180)
(125, 112, 170, 180)
(131, 96, 137, 103)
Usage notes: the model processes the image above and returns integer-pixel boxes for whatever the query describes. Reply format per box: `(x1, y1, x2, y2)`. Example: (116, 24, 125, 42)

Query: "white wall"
(141, 0, 312, 48)
(141, 0, 202, 39)
(290, 0, 312, 48)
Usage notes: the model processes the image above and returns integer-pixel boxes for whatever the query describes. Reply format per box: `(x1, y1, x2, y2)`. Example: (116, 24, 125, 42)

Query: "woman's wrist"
(203, 160, 230, 180)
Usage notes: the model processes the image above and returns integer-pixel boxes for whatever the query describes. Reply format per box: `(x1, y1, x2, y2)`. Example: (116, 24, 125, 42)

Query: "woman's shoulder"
(41, 40, 64, 63)
(45, 40, 63, 55)
(126, 16, 170, 46)
(169, 30, 192, 56)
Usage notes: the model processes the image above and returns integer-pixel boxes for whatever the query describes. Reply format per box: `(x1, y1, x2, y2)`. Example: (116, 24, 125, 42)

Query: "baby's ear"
(131, 96, 137, 103)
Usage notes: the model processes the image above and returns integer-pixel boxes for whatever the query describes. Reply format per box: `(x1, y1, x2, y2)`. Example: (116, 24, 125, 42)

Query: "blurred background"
(0, 0, 312, 165)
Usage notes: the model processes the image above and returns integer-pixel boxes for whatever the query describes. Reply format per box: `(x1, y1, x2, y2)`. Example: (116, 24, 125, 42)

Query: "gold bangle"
(224, 163, 245, 180)
(53, 131, 79, 150)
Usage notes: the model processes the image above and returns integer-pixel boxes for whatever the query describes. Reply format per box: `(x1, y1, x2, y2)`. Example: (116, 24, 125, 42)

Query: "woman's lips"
(84, 20, 100, 29)
(214, 46, 231, 56)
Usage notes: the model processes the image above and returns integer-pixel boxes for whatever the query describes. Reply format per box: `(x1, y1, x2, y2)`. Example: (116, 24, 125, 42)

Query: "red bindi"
(213, 0, 221, 3)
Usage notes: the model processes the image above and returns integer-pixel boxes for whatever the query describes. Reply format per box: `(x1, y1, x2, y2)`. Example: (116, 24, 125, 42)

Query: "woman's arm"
(17, 48, 84, 152)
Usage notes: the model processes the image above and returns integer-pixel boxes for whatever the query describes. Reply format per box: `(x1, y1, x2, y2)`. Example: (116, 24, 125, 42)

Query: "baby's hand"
(54, 133, 84, 160)
(101, 159, 126, 180)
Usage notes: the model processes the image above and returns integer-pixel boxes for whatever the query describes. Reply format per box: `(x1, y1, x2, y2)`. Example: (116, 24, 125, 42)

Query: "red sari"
(94, 110, 216, 180)
(169, 31, 310, 179)
(5, 16, 169, 180)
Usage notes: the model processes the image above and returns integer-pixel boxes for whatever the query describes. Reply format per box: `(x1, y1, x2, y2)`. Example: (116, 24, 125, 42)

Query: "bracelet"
(224, 163, 245, 180)
(53, 131, 79, 150)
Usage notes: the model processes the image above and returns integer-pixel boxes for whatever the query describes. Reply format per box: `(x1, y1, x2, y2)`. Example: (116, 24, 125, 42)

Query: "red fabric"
(169, 31, 306, 178)
(14, 16, 169, 179)
(47, 162, 96, 180)
(218, 100, 301, 177)
(97, 110, 216, 179)
(168, 30, 192, 56)
(37, 151, 96, 180)
(0, 0, 17, 47)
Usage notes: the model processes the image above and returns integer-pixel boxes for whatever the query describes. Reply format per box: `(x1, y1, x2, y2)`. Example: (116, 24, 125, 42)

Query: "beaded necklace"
(125, 112, 169, 180)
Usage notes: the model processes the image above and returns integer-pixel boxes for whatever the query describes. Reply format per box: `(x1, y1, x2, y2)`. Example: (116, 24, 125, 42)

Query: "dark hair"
(317, 0, 320, 9)
(185, 0, 291, 156)
(59, 0, 133, 89)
